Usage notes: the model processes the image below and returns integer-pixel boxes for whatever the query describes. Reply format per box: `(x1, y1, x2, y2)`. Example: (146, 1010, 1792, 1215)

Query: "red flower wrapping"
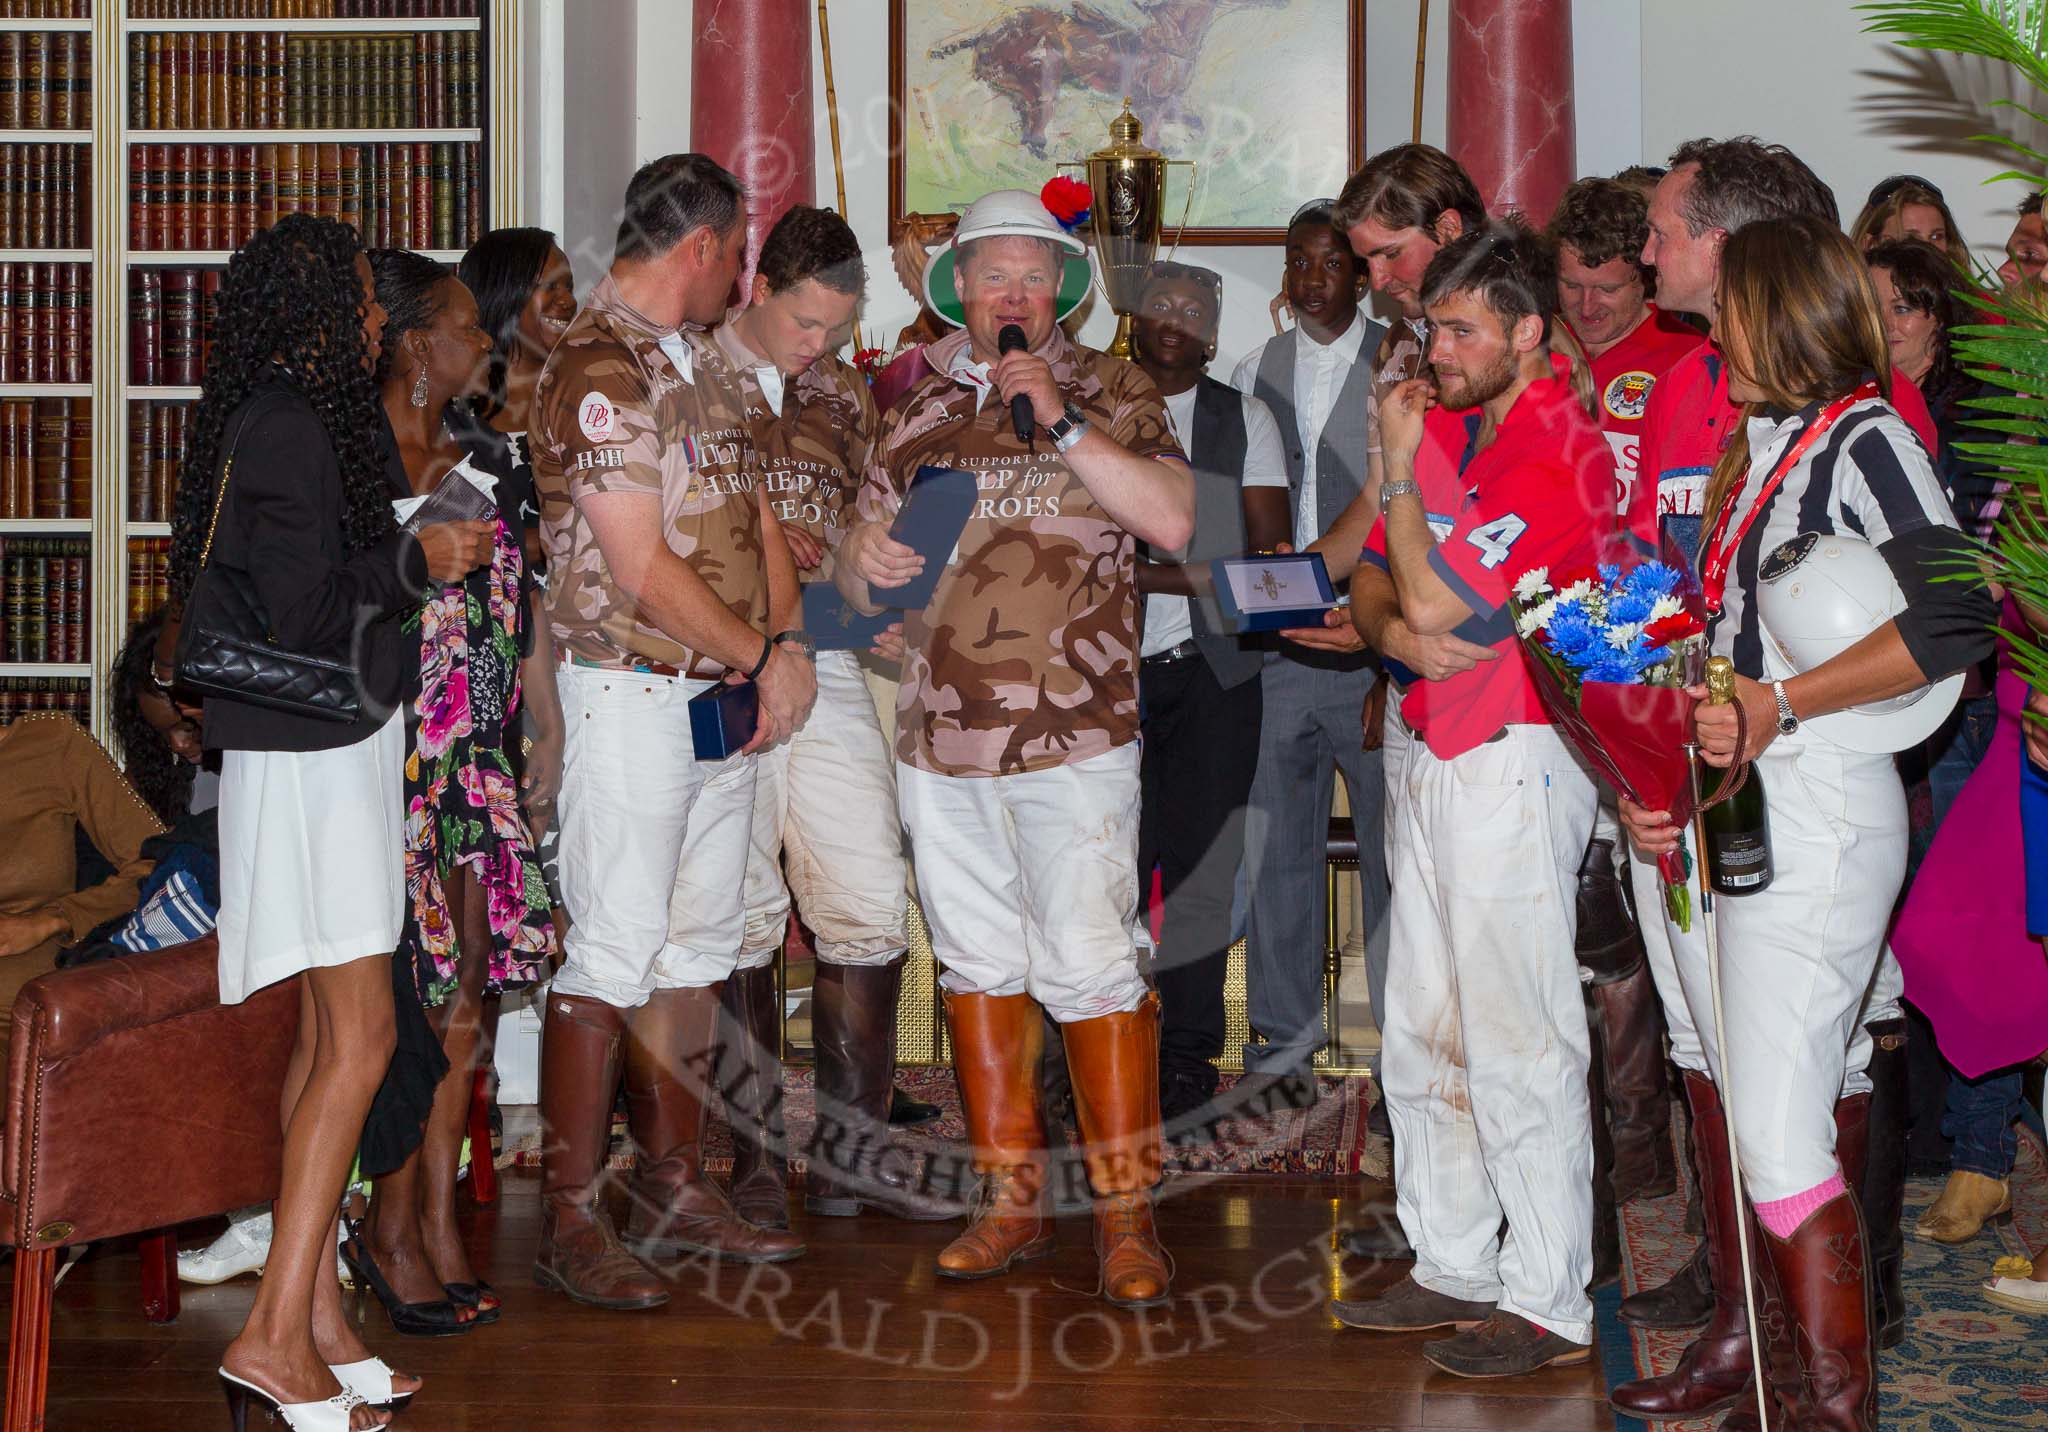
(1513, 531, 1715, 921)
(1524, 652, 1703, 888)
(1040, 176, 1093, 229)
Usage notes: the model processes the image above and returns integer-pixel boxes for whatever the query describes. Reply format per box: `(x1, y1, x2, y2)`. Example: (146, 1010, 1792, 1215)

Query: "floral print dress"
(394, 450, 556, 1008)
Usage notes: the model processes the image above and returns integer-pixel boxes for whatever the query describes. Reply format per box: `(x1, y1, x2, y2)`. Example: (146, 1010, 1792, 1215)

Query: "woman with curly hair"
(171, 214, 491, 1431)
(113, 608, 201, 825)
(346, 248, 558, 1340)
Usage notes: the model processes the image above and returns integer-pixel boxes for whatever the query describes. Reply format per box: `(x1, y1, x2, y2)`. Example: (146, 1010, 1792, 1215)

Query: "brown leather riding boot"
(1857, 1019, 1908, 1350)
(1593, 963, 1678, 1203)
(1065, 992, 1171, 1309)
(1039, 1013, 1094, 1216)
(935, 991, 1054, 1280)
(532, 993, 670, 1310)
(622, 985, 806, 1265)
(717, 962, 790, 1230)
(1609, 1072, 1756, 1420)
(1758, 1190, 1878, 1432)
(1618, 1052, 1710, 1329)
(1719, 1207, 1800, 1432)
(804, 956, 961, 1222)
(1574, 838, 1647, 990)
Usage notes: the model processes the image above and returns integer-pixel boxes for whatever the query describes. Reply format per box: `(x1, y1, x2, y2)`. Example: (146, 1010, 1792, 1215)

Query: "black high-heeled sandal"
(338, 1221, 476, 1338)
(443, 1279, 502, 1325)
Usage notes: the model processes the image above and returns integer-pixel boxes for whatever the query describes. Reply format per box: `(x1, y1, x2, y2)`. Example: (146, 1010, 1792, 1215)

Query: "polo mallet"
(1685, 719, 1771, 1431)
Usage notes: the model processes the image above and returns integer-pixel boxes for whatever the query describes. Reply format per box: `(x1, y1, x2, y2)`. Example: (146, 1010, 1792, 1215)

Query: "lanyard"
(1699, 381, 1879, 615)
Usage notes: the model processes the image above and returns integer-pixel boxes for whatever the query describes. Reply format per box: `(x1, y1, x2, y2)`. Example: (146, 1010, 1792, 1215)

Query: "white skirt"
(215, 711, 406, 1005)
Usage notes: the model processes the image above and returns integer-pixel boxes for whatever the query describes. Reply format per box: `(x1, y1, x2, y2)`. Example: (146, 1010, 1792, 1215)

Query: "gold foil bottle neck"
(1704, 655, 1736, 705)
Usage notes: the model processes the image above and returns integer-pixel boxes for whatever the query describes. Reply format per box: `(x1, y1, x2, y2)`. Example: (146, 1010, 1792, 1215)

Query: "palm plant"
(1862, 0, 2048, 690)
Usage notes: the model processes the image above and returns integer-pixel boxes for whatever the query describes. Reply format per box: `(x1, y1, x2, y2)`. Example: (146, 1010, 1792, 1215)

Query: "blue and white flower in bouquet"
(1511, 561, 1703, 692)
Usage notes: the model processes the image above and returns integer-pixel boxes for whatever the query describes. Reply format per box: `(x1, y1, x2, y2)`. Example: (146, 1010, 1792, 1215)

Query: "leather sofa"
(1, 936, 298, 1431)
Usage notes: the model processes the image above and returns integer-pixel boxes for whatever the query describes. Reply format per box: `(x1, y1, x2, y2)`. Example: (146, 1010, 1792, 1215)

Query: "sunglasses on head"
(1867, 173, 1944, 208)
(1147, 260, 1221, 290)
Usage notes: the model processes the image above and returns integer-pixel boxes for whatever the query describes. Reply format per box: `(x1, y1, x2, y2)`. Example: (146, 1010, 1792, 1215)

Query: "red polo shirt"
(1587, 306, 1703, 516)
(1625, 344, 1940, 556)
(1364, 355, 1622, 760)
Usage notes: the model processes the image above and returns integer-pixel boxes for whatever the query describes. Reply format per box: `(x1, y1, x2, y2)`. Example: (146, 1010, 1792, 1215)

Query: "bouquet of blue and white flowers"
(1511, 559, 1705, 689)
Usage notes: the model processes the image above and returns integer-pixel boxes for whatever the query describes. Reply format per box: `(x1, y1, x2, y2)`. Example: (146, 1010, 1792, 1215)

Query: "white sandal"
(219, 1368, 380, 1431)
(330, 1357, 415, 1410)
(1982, 1255, 2048, 1315)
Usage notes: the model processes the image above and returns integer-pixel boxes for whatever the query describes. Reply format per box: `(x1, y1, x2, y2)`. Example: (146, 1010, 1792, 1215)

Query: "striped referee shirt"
(1709, 393, 1960, 681)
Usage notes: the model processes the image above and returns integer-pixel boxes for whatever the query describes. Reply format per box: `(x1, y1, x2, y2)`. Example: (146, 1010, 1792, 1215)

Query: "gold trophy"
(1066, 100, 1194, 359)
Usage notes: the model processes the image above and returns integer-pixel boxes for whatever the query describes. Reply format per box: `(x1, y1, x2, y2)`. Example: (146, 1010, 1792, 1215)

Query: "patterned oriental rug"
(1599, 1119, 2048, 1431)
(506, 1066, 1380, 1181)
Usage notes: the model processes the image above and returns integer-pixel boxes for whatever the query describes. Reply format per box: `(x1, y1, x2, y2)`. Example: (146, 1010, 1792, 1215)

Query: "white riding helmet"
(1755, 530, 1964, 755)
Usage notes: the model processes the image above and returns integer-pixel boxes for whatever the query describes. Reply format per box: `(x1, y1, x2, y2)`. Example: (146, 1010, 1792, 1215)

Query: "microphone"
(998, 324, 1034, 444)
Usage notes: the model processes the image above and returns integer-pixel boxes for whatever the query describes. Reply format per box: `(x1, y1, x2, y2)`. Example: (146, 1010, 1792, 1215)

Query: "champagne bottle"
(1701, 655, 1773, 895)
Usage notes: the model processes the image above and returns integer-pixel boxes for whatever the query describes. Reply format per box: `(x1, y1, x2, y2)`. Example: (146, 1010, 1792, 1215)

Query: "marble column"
(690, 0, 816, 294)
(1446, 0, 1574, 223)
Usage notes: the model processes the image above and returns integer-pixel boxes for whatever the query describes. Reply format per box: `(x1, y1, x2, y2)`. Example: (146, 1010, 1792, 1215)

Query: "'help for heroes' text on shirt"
(858, 326, 1185, 779)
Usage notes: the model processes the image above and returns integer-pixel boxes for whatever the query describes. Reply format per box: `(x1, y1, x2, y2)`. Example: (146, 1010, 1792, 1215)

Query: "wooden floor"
(18, 1173, 1618, 1431)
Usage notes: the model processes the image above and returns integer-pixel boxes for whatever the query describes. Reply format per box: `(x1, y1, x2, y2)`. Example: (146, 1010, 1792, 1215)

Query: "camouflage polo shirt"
(712, 320, 875, 586)
(857, 326, 1185, 779)
(532, 274, 767, 676)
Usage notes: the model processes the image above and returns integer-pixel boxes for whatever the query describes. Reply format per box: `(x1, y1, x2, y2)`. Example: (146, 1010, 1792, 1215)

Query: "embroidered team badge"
(1602, 370, 1655, 421)
(577, 392, 618, 442)
(1759, 531, 1820, 583)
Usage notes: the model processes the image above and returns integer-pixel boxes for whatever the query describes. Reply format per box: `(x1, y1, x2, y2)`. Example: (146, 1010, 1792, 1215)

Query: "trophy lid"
(1089, 98, 1160, 162)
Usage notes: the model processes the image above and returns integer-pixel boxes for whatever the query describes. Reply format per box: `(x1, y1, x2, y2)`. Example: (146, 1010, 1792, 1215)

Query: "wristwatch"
(1772, 679, 1799, 736)
(1045, 402, 1090, 453)
(772, 628, 817, 661)
(1379, 478, 1421, 514)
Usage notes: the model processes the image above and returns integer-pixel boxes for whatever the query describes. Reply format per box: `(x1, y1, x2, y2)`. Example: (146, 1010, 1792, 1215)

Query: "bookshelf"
(0, 0, 519, 731)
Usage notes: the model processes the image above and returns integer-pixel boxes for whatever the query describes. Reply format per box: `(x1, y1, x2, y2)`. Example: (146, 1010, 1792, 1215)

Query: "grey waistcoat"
(1174, 374, 1263, 690)
(1250, 320, 1386, 547)
(1249, 321, 1385, 673)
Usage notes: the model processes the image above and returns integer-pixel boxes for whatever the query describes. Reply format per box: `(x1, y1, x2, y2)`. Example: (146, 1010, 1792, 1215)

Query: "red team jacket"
(1364, 354, 1623, 760)
(1587, 306, 1703, 516)
(1623, 343, 1941, 555)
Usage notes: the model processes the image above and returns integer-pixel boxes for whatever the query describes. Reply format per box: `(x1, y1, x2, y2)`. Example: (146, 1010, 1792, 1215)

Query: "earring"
(1206, 342, 1217, 361)
(409, 368, 430, 408)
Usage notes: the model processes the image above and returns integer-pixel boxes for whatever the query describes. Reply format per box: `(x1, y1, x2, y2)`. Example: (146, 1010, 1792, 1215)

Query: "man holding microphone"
(836, 189, 1193, 1307)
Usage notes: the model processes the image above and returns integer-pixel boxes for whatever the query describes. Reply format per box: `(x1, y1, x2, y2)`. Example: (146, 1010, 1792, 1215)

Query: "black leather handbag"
(173, 399, 363, 723)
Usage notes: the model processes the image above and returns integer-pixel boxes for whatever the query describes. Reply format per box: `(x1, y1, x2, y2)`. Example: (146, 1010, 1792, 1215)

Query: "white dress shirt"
(1232, 313, 1369, 552)
(1141, 382, 1289, 659)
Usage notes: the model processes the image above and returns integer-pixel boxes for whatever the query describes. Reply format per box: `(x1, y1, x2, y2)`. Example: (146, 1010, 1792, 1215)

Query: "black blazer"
(199, 375, 430, 754)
